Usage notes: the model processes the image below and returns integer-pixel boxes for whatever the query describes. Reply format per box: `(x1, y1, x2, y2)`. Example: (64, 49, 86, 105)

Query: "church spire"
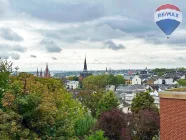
(36, 68, 39, 77)
(44, 62, 50, 78)
(40, 68, 42, 77)
(83, 55, 87, 72)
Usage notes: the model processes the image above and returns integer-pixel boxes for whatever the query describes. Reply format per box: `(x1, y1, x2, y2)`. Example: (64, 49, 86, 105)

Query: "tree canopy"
(178, 79, 186, 86)
(0, 59, 160, 140)
(82, 74, 125, 90)
(152, 68, 174, 76)
(0, 59, 14, 109)
(96, 108, 131, 140)
(77, 90, 119, 118)
(131, 92, 158, 113)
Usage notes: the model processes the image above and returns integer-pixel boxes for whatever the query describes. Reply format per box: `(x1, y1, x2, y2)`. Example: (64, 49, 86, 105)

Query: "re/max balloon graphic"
(154, 4, 182, 39)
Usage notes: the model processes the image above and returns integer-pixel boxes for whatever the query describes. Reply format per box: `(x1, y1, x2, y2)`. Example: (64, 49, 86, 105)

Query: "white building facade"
(66, 81, 79, 89)
(154, 78, 174, 85)
(132, 75, 142, 85)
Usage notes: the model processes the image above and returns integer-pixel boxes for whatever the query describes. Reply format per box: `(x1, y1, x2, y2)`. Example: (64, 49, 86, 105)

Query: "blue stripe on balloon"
(156, 19, 180, 35)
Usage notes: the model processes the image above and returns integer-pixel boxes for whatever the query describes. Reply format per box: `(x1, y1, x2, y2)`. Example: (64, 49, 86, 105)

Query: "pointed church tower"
(105, 67, 109, 74)
(36, 68, 39, 77)
(40, 68, 43, 77)
(79, 55, 92, 82)
(83, 55, 87, 72)
(44, 63, 49, 77)
(44, 63, 51, 78)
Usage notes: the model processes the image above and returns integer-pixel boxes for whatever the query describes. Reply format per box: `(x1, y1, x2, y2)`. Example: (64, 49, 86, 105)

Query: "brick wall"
(160, 98, 186, 140)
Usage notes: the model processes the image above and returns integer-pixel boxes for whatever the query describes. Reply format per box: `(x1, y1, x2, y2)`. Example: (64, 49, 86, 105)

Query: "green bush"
(74, 113, 96, 137)
(85, 130, 108, 140)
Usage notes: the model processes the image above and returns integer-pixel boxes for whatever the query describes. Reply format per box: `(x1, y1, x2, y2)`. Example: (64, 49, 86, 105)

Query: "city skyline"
(0, 0, 186, 71)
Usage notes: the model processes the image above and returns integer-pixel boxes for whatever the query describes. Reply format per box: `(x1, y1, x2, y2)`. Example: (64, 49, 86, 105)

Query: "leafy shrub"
(74, 113, 96, 137)
(131, 92, 158, 113)
(85, 130, 108, 140)
(96, 108, 131, 140)
(130, 109, 160, 140)
(96, 91, 119, 117)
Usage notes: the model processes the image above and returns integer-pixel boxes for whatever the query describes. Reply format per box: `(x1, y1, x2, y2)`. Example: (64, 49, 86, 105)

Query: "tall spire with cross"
(83, 54, 87, 72)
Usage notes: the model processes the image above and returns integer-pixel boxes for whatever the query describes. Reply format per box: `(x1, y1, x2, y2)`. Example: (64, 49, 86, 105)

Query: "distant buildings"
(66, 81, 79, 89)
(78, 56, 92, 82)
(124, 75, 133, 85)
(64, 56, 93, 90)
(36, 63, 51, 78)
(132, 75, 142, 85)
(115, 68, 186, 108)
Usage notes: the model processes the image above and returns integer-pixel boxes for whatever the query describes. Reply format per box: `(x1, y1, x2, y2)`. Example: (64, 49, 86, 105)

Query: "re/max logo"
(158, 12, 179, 18)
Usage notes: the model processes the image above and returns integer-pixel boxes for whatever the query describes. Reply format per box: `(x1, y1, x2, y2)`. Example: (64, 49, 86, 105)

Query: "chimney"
(159, 91, 186, 139)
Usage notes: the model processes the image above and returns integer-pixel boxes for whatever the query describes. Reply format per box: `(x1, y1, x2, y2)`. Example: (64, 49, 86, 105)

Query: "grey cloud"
(0, 0, 9, 17)
(30, 55, 37, 58)
(9, 0, 186, 24)
(0, 44, 23, 60)
(0, 28, 23, 41)
(10, 53, 20, 60)
(167, 36, 186, 46)
(40, 23, 126, 43)
(177, 57, 185, 61)
(0, 52, 9, 59)
(13, 45, 27, 52)
(40, 39, 62, 52)
(102, 1, 186, 23)
(51, 57, 57, 60)
(0, 44, 26, 52)
(39, 15, 159, 44)
(9, 0, 104, 22)
(144, 33, 186, 47)
(97, 16, 155, 34)
(8, 0, 186, 47)
(39, 15, 185, 47)
(104, 40, 126, 50)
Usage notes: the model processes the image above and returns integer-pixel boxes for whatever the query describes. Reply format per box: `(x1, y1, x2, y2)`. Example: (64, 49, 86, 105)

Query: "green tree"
(131, 92, 158, 113)
(0, 109, 40, 139)
(178, 79, 186, 86)
(115, 75, 125, 86)
(157, 72, 164, 77)
(74, 113, 96, 138)
(152, 135, 160, 140)
(83, 74, 124, 90)
(85, 130, 108, 140)
(152, 68, 174, 76)
(0, 59, 14, 109)
(178, 67, 186, 72)
(2, 73, 87, 139)
(68, 76, 79, 81)
(96, 91, 119, 117)
(77, 90, 105, 117)
(77, 91, 119, 118)
(130, 109, 160, 140)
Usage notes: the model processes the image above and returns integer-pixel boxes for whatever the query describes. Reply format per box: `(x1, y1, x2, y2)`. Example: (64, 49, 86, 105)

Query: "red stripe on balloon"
(156, 4, 181, 12)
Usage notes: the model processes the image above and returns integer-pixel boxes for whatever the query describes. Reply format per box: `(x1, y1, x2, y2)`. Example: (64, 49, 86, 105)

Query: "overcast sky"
(1, 0, 186, 71)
